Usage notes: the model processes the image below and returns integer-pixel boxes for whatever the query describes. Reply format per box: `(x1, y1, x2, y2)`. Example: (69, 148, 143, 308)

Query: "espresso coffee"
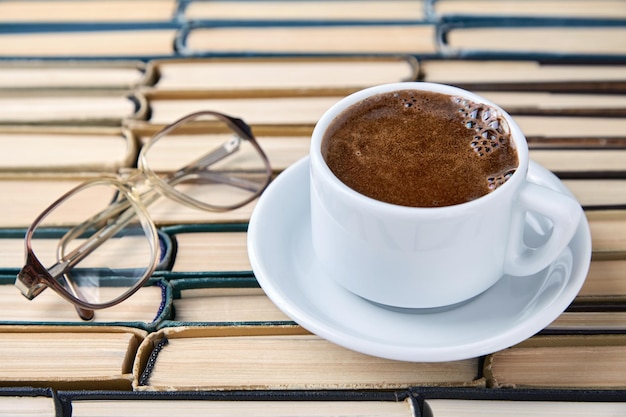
(321, 90, 519, 207)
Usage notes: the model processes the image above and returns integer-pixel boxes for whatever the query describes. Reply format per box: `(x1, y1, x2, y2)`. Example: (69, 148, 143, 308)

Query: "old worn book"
(178, 23, 438, 55)
(0, 29, 177, 58)
(564, 181, 626, 209)
(0, 326, 146, 390)
(134, 94, 344, 128)
(418, 59, 626, 92)
(439, 23, 626, 56)
(586, 211, 626, 259)
(169, 285, 291, 325)
(72, 400, 415, 417)
(2, 0, 176, 22)
(164, 275, 291, 326)
(136, 130, 311, 174)
(427, 0, 626, 19)
(0, 91, 145, 125)
(182, 0, 425, 21)
(476, 91, 626, 116)
(0, 60, 150, 91)
(0, 393, 57, 417)
(530, 150, 626, 178)
(170, 231, 250, 273)
(515, 115, 626, 142)
(0, 277, 167, 328)
(577, 259, 626, 303)
(484, 334, 626, 389)
(548, 311, 626, 332)
(423, 398, 626, 417)
(134, 327, 484, 391)
(0, 174, 120, 228)
(0, 127, 137, 173)
(146, 56, 418, 96)
(69, 396, 415, 417)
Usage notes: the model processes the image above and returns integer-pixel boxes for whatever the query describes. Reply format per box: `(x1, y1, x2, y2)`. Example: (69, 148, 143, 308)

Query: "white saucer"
(248, 157, 591, 362)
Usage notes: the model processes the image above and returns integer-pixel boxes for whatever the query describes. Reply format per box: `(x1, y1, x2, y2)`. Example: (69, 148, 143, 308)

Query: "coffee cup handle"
(504, 182, 582, 277)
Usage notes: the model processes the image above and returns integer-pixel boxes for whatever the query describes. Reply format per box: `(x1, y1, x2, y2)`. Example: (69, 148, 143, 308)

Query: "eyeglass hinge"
(15, 265, 48, 300)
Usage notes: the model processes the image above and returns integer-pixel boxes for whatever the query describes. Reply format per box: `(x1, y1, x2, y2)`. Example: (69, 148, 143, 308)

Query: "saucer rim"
(248, 156, 591, 362)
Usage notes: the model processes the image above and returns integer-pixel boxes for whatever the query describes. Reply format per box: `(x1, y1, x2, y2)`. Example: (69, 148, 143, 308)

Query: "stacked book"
(0, 0, 625, 415)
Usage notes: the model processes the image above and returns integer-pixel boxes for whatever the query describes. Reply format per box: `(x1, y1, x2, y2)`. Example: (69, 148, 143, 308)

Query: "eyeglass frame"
(16, 110, 272, 320)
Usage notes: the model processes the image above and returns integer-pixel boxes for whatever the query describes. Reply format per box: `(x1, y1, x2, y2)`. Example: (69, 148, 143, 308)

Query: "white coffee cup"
(309, 82, 583, 309)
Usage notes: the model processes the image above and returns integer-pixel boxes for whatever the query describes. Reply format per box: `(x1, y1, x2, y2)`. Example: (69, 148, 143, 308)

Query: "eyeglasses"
(16, 111, 272, 320)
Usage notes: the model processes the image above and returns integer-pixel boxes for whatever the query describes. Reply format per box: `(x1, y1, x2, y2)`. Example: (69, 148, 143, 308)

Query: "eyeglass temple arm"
(175, 171, 264, 193)
(169, 135, 241, 182)
(54, 203, 141, 273)
(165, 132, 270, 192)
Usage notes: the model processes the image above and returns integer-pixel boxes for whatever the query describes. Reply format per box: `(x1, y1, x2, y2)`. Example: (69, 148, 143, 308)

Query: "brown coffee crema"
(321, 90, 519, 207)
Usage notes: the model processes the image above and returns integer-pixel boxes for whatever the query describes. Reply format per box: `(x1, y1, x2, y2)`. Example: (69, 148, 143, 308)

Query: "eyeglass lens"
(29, 181, 157, 306)
(141, 112, 271, 211)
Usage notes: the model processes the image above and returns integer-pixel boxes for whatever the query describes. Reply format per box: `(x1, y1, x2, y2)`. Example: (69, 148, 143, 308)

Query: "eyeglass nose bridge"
(16, 263, 48, 300)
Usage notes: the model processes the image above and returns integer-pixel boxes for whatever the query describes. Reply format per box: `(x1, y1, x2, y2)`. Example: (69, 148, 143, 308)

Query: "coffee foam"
(455, 97, 511, 158)
(322, 90, 519, 207)
(454, 96, 516, 191)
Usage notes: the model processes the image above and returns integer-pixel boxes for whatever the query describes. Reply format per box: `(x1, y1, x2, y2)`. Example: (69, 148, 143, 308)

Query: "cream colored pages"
(0, 66, 145, 90)
(0, 95, 136, 123)
(431, 0, 626, 19)
(152, 59, 417, 92)
(586, 211, 626, 259)
(420, 60, 626, 84)
(488, 344, 626, 388)
(562, 180, 626, 208)
(172, 232, 249, 272)
(137, 133, 310, 172)
(444, 27, 626, 55)
(0, 282, 163, 323)
(0, 396, 56, 417)
(0, 132, 132, 171)
(72, 398, 415, 417)
(530, 150, 626, 175)
(549, 312, 626, 331)
(515, 116, 626, 138)
(478, 91, 626, 111)
(173, 287, 291, 323)
(423, 399, 626, 417)
(578, 260, 626, 300)
(147, 96, 342, 125)
(138, 333, 482, 390)
(0, 177, 112, 228)
(0, 30, 176, 57)
(0, 332, 136, 379)
(2, 0, 176, 22)
(184, 25, 437, 54)
(184, 0, 425, 21)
